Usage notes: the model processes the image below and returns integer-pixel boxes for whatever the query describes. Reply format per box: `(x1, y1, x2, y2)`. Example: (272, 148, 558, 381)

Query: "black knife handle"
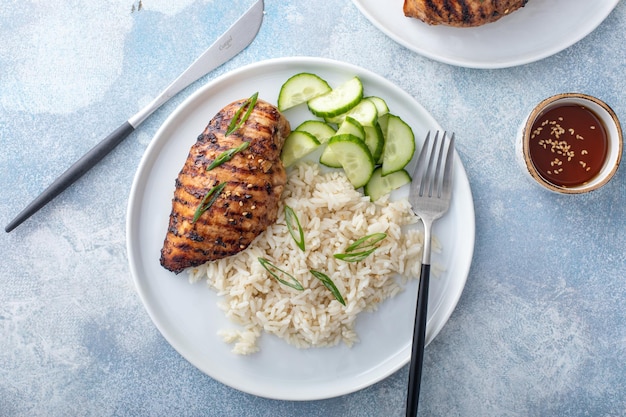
(5, 121, 135, 232)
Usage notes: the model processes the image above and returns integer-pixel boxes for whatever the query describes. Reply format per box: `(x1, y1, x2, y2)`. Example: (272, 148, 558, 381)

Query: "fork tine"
(441, 132, 455, 199)
(412, 131, 431, 192)
(433, 131, 447, 198)
(423, 131, 440, 198)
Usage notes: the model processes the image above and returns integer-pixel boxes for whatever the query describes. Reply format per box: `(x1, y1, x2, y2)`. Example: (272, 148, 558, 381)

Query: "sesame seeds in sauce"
(528, 104, 608, 187)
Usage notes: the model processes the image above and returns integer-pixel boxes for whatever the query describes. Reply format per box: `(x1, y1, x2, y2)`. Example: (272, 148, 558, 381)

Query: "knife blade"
(5, 0, 265, 233)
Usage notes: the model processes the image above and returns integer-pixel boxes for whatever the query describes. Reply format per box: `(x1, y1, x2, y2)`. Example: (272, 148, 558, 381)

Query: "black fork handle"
(406, 262, 430, 417)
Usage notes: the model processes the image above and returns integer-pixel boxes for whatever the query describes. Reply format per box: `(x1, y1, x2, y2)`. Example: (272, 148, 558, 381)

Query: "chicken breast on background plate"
(160, 96, 290, 274)
(403, 0, 529, 27)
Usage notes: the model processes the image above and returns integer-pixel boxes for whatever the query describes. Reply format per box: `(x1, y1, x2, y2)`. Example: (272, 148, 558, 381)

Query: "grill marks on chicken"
(403, 0, 528, 27)
(160, 98, 290, 274)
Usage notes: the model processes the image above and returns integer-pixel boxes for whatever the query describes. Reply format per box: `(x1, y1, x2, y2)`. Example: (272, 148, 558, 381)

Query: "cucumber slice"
(327, 134, 375, 189)
(364, 96, 389, 118)
(281, 130, 320, 167)
(319, 144, 341, 168)
(364, 122, 384, 163)
(376, 114, 390, 164)
(381, 114, 415, 175)
(307, 76, 364, 118)
(377, 113, 389, 135)
(336, 116, 365, 141)
(324, 113, 346, 126)
(320, 118, 364, 168)
(295, 120, 336, 144)
(346, 98, 378, 127)
(278, 73, 331, 111)
(364, 167, 411, 201)
(323, 98, 378, 127)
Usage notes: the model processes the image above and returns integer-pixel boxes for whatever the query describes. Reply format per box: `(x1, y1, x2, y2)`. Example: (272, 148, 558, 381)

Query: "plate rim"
(351, 0, 620, 69)
(126, 56, 476, 400)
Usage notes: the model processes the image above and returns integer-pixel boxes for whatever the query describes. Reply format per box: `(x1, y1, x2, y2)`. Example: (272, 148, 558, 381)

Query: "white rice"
(189, 162, 425, 355)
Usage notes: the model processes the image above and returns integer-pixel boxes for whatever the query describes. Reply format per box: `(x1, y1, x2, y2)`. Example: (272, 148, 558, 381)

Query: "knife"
(5, 0, 265, 233)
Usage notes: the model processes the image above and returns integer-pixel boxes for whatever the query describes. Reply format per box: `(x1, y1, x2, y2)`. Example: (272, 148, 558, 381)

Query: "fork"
(406, 131, 455, 417)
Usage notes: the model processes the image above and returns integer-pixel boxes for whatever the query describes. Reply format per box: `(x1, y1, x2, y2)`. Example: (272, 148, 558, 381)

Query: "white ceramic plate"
(352, 0, 619, 69)
(126, 57, 475, 400)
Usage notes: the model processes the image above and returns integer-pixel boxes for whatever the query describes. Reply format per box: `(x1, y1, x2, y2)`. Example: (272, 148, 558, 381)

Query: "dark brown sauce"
(529, 104, 608, 187)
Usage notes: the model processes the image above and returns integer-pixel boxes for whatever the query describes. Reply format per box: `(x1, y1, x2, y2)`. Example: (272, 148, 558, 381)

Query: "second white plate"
(352, 0, 619, 69)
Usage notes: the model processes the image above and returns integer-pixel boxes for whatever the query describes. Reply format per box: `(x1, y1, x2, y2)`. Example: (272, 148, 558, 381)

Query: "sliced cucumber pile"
(277, 72, 416, 200)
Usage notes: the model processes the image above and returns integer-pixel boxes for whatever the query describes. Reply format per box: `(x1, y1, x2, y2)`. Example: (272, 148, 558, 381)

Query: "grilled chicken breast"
(160, 97, 290, 274)
(403, 0, 528, 27)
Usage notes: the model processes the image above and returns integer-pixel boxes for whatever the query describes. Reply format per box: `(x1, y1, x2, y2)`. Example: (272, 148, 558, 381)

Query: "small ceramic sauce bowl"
(517, 93, 622, 194)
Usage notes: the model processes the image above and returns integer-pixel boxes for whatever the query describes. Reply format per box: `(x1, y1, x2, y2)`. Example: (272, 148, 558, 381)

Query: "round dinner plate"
(351, 0, 619, 69)
(126, 57, 475, 400)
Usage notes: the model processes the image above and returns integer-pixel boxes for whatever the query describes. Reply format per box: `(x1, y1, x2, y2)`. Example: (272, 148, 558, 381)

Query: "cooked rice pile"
(189, 162, 424, 355)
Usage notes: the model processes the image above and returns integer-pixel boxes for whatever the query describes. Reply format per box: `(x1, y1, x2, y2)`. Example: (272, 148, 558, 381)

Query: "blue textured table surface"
(2, 1, 625, 416)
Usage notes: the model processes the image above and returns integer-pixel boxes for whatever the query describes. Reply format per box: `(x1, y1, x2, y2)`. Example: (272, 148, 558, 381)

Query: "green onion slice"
(258, 258, 304, 291)
(310, 270, 346, 306)
(284, 205, 305, 251)
(192, 182, 227, 224)
(333, 232, 387, 262)
(207, 141, 250, 171)
(333, 249, 377, 262)
(225, 92, 259, 136)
